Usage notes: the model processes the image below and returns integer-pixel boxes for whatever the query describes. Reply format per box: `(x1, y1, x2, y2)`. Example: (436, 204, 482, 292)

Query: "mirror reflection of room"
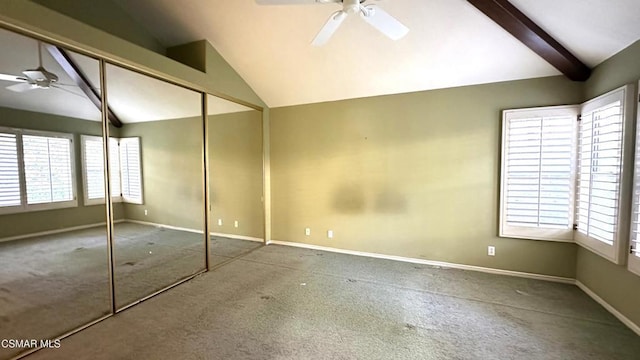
(0, 28, 110, 359)
(207, 94, 264, 266)
(105, 63, 206, 309)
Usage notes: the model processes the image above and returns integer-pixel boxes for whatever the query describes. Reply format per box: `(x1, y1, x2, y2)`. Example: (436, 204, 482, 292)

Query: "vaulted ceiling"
(103, 1, 640, 107)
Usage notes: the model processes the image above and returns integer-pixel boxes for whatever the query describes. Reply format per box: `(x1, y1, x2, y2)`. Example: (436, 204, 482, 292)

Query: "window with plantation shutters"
(575, 86, 632, 264)
(500, 85, 633, 265)
(119, 137, 142, 204)
(500, 106, 578, 241)
(22, 134, 75, 205)
(81, 135, 106, 204)
(80, 135, 141, 205)
(109, 137, 121, 199)
(0, 127, 77, 214)
(0, 131, 22, 211)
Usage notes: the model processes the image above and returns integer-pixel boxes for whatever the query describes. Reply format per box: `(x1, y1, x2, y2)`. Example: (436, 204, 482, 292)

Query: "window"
(500, 106, 578, 241)
(500, 85, 633, 264)
(575, 87, 632, 264)
(119, 137, 143, 204)
(80, 135, 142, 205)
(0, 127, 77, 214)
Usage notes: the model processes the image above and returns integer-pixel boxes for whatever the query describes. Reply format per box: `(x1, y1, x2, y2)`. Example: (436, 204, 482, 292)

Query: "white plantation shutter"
(82, 135, 106, 202)
(631, 132, 640, 274)
(109, 137, 121, 199)
(500, 106, 577, 241)
(575, 85, 632, 264)
(629, 81, 640, 276)
(576, 104, 622, 244)
(22, 134, 74, 205)
(0, 131, 22, 209)
(119, 137, 142, 204)
(80, 136, 123, 205)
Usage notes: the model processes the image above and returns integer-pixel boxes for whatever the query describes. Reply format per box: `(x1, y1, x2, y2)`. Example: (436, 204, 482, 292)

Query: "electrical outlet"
(488, 246, 495, 256)
(305, 228, 311, 236)
(327, 230, 334, 239)
(144, 209, 148, 216)
(234, 220, 239, 228)
(217, 219, 223, 226)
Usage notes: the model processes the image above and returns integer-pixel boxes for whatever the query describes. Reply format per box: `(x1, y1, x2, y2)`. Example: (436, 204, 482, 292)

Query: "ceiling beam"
(44, 45, 123, 127)
(467, 0, 591, 81)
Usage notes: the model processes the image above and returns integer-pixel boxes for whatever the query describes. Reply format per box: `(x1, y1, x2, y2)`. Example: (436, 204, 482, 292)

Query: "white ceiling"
(112, 0, 640, 108)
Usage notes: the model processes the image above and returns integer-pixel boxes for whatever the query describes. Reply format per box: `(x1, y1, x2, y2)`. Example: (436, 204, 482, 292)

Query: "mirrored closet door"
(0, 28, 111, 359)
(105, 63, 206, 310)
(207, 94, 264, 267)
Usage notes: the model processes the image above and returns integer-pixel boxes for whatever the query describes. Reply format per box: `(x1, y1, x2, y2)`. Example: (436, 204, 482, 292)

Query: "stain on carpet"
(347, 279, 357, 283)
(0, 287, 10, 293)
(147, 242, 155, 245)
(405, 323, 416, 330)
(123, 261, 136, 266)
(260, 295, 273, 300)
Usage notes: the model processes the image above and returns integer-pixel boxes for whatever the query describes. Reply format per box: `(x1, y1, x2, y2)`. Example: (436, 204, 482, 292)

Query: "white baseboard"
(123, 219, 204, 235)
(0, 221, 118, 243)
(268, 240, 575, 284)
(210, 232, 264, 243)
(0, 219, 127, 243)
(576, 280, 640, 337)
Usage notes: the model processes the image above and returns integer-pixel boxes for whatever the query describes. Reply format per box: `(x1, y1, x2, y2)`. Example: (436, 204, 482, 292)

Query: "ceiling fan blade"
(6, 82, 36, 93)
(312, 10, 347, 46)
(256, 0, 339, 4)
(361, 5, 409, 40)
(0, 74, 27, 83)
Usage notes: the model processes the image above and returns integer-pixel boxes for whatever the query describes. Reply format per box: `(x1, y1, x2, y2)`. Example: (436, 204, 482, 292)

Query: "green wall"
(119, 117, 205, 232)
(0, 107, 122, 239)
(271, 76, 583, 278)
(208, 110, 264, 239)
(577, 40, 640, 328)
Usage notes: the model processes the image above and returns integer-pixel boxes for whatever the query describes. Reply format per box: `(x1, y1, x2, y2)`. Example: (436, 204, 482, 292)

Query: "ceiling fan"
(0, 41, 76, 94)
(256, 0, 409, 46)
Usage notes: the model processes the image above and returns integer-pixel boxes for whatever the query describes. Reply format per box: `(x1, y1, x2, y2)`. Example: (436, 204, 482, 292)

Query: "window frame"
(499, 105, 579, 242)
(628, 81, 640, 276)
(118, 137, 143, 205)
(0, 126, 78, 215)
(80, 135, 143, 206)
(574, 85, 634, 265)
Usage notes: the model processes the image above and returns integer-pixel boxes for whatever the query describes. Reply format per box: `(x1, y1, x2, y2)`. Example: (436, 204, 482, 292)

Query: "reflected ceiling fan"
(0, 41, 78, 95)
(256, 0, 409, 46)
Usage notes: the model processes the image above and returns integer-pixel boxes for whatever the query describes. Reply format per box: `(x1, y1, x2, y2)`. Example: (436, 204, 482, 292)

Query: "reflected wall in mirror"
(0, 28, 110, 359)
(207, 94, 264, 266)
(105, 63, 206, 309)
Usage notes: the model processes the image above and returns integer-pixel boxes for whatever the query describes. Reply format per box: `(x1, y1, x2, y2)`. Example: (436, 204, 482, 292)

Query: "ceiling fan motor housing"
(343, 0, 361, 14)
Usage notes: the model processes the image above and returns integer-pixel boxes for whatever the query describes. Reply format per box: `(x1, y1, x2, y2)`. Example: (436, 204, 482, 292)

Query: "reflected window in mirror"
(0, 127, 77, 214)
(80, 135, 143, 205)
